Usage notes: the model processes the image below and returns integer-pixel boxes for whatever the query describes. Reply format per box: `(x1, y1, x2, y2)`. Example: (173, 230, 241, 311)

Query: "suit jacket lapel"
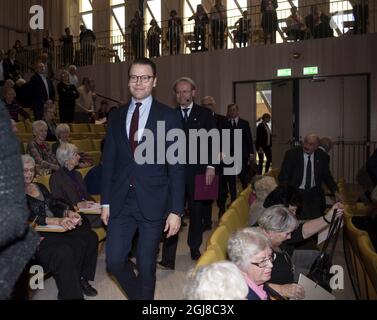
(188, 104, 199, 124)
(144, 99, 157, 133)
(119, 103, 132, 155)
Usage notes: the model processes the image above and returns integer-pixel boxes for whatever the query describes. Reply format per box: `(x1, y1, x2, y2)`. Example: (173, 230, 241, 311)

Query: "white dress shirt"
(126, 95, 153, 142)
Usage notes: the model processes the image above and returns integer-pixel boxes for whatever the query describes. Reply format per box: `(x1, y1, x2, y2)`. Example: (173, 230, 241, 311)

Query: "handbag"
(307, 210, 341, 292)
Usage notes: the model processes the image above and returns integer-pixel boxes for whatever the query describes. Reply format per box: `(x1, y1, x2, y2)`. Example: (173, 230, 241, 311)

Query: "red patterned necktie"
(129, 102, 141, 155)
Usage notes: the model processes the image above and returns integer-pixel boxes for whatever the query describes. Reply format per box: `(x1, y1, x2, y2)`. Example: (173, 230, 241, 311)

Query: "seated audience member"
(14, 78, 30, 108)
(42, 100, 57, 141)
(183, 261, 248, 300)
(84, 139, 104, 195)
(248, 175, 263, 205)
(26, 120, 59, 173)
(50, 143, 101, 227)
(2, 87, 30, 123)
(256, 203, 343, 299)
(22, 155, 98, 300)
(285, 6, 307, 41)
(52, 123, 92, 168)
(249, 176, 277, 226)
(227, 227, 275, 300)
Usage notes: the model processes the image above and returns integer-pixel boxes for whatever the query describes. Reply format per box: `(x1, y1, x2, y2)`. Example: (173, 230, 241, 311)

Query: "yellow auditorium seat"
(71, 139, 94, 152)
(196, 246, 225, 268)
(219, 208, 244, 233)
(35, 174, 51, 192)
(230, 197, 249, 227)
(78, 166, 94, 179)
(90, 123, 106, 134)
(343, 214, 369, 299)
(70, 123, 90, 133)
(86, 151, 101, 165)
(15, 121, 26, 133)
(265, 168, 280, 182)
(92, 139, 103, 151)
(207, 225, 230, 258)
(357, 235, 377, 300)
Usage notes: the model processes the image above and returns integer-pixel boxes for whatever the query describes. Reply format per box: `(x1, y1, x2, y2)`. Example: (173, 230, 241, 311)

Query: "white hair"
(228, 227, 271, 273)
(56, 143, 78, 167)
(32, 120, 48, 135)
(55, 123, 70, 139)
(21, 154, 35, 167)
(173, 76, 196, 91)
(183, 261, 248, 300)
(257, 205, 298, 233)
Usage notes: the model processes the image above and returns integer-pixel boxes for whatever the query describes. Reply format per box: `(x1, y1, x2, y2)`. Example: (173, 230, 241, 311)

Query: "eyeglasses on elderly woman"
(250, 252, 276, 268)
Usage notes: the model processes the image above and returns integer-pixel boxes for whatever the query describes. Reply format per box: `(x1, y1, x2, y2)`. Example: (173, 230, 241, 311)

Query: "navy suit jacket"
(101, 99, 185, 221)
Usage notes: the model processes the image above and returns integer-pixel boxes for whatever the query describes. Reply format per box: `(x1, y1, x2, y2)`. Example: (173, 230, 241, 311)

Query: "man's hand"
(205, 167, 216, 186)
(101, 206, 110, 226)
(164, 213, 181, 238)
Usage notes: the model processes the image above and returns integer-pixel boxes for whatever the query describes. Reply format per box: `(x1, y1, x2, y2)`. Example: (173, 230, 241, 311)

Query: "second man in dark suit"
(256, 113, 272, 174)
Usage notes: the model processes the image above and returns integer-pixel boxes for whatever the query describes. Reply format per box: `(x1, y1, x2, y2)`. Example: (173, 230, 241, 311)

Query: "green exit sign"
(303, 66, 319, 75)
(277, 69, 292, 77)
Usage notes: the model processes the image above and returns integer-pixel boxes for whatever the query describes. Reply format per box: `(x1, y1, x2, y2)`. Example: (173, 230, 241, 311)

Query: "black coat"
(29, 73, 55, 114)
(177, 104, 217, 184)
(0, 107, 39, 299)
(256, 122, 272, 150)
(26, 183, 70, 226)
(278, 147, 338, 193)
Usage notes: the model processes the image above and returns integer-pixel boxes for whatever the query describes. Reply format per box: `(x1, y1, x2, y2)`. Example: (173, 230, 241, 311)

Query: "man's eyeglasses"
(129, 75, 154, 83)
(250, 252, 276, 268)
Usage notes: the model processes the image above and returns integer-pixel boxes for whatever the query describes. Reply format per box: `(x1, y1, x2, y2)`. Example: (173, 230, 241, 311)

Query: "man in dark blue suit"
(101, 58, 185, 300)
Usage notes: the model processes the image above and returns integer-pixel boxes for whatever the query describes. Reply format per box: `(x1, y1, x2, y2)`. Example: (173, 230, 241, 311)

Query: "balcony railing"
(8, 0, 375, 75)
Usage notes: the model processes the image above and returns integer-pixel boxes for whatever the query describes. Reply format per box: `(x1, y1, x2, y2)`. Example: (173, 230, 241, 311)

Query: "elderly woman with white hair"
(26, 120, 59, 173)
(228, 227, 275, 300)
(249, 175, 277, 226)
(256, 203, 343, 299)
(50, 143, 100, 227)
(183, 261, 248, 300)
(51, 123, 92, 168)
(22, 154, 98, 299)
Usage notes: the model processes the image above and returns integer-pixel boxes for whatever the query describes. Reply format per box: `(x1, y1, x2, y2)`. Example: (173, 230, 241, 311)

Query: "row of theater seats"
(197, 168, 280, 267)
(343, 203, 377, 300)
(35, 166, 106, 253)
(16, 123, 107, 142)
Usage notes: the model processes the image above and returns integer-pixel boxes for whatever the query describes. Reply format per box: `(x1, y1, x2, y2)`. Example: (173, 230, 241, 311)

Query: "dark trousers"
(298, 187, 326, 220)
(258, 146, 272, 174)
(106, 188, 165, 300)
(35, 220, 98, 300)
(239, 159, 251, 189)
(218, 174, 237, 217)
(202, 200, 213, 228)
(33, 107, 44, 121)
(212, 20, 226, 49)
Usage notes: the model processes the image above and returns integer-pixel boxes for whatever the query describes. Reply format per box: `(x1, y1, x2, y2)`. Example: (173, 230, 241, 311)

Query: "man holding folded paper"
(159, 77, 217, 269)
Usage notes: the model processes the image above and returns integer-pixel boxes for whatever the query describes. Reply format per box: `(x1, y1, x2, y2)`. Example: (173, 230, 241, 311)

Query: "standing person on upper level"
(210, 0, 227, 50)
(261, 0, 278, 44)
(79, 24, 96, 66)
(167, 10, 183, 55)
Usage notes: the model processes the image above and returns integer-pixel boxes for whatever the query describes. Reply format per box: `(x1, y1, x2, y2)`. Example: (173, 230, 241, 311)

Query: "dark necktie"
(305, 154, 312, 190)
(129, 102, 141, 155)
(232, 119, 236, 128)
(182, 108, 189, 123)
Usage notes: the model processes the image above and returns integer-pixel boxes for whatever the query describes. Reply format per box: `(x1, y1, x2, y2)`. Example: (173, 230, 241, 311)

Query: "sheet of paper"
(297, 273, 336, 300)
(35, 224, 66, 232)
(78, 203, 102, 214)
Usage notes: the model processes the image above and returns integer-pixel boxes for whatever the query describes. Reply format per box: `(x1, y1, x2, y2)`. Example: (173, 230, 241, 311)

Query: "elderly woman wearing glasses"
(50, 143, 101, 227)
(228, 227, 275, 300)
(256, 202, 343, 299)
(22, 154, 98, 299)
(26, 120, 59, 174)
(52, 123, 92, 168)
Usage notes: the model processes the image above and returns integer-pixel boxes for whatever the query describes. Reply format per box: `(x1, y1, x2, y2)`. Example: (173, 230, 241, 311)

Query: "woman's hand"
(67, 211, 82, 226)
(279, 283, 305, 299)
(324, 202, 344, 222)
(59, 217, 77, 231)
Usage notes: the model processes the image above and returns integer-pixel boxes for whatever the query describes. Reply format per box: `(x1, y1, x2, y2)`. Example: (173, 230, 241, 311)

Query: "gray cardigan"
(0, 106, 39, 299)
